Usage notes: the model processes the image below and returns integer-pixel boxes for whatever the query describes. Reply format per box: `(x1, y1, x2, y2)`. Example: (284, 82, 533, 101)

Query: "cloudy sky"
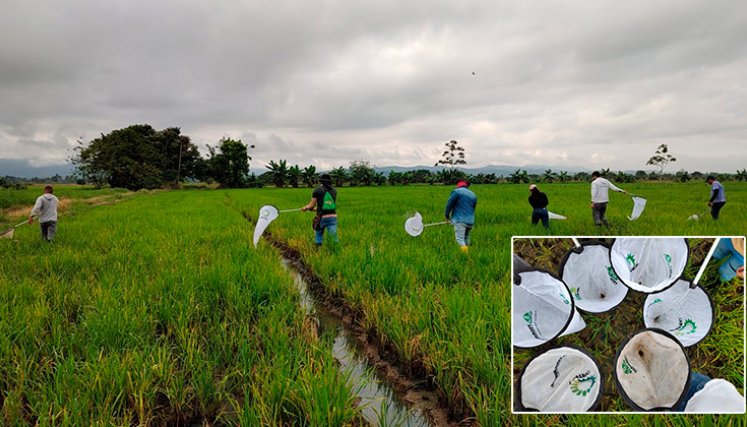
(1, 0, 746, 174)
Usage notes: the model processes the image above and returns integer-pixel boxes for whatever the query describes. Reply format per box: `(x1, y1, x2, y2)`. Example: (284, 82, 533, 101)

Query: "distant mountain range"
(248, 164, 590, 176)
(3, 159, 590, 179)
(0, 159, 74, 178)
(6, 159, 708, 179)
(371, 164, 588, 176)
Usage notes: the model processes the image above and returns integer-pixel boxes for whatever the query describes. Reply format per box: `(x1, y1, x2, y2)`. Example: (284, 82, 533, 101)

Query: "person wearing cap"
(301, 174, 338, 246)
(590, 171, 628, 226)
(28, 185, 59, 242)
(712, 237, 745, 281)
(528, 184, 549, 228)
(706, 175, 726, 220)
(444, 180, 477, 253)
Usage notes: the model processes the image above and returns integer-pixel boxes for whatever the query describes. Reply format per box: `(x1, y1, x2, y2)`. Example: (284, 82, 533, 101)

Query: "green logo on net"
(569, 371, 597, 397)
(621, 356, 637, 375)
(523, 310, 543, 340)
(625, 253, 638, 271)
(663, 253, 673, 276)
(607, 266, 619, 284)
(670, 318, 697, 335)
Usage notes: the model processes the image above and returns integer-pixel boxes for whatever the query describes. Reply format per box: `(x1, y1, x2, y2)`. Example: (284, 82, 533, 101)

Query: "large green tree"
(348, 161, 374, 186)
(73, 124, 204, 190)
(207, 138, 253, 188)
(646, 144, 676, 175)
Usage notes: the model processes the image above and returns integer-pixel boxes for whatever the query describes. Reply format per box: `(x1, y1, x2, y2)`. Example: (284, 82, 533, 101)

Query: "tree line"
(41, 124, 747, 190)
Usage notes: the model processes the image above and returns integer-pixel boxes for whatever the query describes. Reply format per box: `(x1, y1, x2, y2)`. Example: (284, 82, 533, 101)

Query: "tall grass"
(232, 182, 746, 425)
(0, 191, 360, 425)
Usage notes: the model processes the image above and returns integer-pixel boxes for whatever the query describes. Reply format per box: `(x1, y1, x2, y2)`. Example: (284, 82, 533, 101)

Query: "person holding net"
(301, 174, 338, 247)
(29, 185, 59, 242)
(706, 175, 727, 220)
(444, 180, 477, 253)
(528, 184, 549, 229)
(590, 171, 628, 227)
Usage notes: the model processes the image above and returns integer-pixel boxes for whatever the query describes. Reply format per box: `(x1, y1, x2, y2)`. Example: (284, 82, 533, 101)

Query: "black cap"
(320, 173, 332, 184)
(706, 175, 715, 181)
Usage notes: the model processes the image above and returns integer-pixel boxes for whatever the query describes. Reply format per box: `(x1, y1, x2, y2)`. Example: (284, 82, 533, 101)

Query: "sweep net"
(610, 238, 689, 293)
(615, 329, 690, 410)
(548, 211, 567, 220)
(628, 196, 647, 221)
(643, 279, 713, 347)
(253, 205, 280, 247)
(560, 242, 628, 313)
(404, 212, 425, 237)
(520, 347, 602, 412)
(513, 270, 583, 348)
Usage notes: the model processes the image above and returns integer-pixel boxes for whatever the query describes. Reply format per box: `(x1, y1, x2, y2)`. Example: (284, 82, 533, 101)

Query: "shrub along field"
(0, 181, 745, 425)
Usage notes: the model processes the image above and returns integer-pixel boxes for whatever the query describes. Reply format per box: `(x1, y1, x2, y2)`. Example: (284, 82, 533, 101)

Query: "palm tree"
(330, 166, 347, 187)
(558, 171, 569, 183)
(301, 165, 317, 187)
(265, 160, 289, 188)
(372, 171, 386, 186)
(288, 164, 301, 188)
(509, 169, 529, 184)
(542, 169, 556, 183)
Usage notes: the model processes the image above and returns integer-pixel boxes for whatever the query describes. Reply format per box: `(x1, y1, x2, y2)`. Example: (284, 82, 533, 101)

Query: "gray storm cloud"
(1, 0, 745, 172)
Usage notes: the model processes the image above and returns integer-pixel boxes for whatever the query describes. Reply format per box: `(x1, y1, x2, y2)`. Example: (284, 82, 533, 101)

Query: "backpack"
(322, 191, 336, 210)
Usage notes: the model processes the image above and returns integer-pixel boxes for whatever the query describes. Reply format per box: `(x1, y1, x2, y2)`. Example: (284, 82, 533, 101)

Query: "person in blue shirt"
(706, 175, 726, 220)
(444, 180, 477, 253)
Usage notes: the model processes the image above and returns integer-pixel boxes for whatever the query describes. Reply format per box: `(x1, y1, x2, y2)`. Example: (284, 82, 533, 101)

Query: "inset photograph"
(512, 237, 745, 413)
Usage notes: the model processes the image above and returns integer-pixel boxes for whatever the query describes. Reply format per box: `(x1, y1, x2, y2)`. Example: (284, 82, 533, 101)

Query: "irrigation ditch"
(243, 211, 473, 426)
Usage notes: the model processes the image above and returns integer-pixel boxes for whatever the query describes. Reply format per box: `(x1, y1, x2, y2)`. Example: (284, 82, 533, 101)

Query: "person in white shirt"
(29, 185, 59, 241)
(590, 171, 628, 226)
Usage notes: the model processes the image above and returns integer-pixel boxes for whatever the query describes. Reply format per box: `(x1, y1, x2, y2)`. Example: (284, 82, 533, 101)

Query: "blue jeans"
(453, 223, 473, 246)
(531, 208, 549, 228)
(713, 238, 744, 281)
(674, 372, 711, 411)
(315, 216, 338, 245)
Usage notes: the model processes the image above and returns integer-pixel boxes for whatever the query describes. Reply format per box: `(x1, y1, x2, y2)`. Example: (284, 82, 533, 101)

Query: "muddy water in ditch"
(281, 259, 429, 427)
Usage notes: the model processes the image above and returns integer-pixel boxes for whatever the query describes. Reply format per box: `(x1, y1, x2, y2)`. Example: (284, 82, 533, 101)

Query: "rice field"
(1, 181, 745, 425)
(1, 191, 361, 425)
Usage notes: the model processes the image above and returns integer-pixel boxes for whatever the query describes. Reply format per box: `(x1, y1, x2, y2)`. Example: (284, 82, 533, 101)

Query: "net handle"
(692, 237, 721, 287)
(424, 221, 449, 227)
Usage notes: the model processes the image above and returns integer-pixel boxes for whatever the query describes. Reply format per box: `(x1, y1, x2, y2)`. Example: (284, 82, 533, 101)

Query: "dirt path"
(1, 193, 132, 224)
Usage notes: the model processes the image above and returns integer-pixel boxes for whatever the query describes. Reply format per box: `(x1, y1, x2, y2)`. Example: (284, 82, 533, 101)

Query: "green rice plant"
(233, 182, 746, 425)
(0, 190, 361, 425)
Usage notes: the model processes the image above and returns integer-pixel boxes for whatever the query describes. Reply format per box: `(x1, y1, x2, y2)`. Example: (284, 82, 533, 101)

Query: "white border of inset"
(510, 235, 746, 414)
